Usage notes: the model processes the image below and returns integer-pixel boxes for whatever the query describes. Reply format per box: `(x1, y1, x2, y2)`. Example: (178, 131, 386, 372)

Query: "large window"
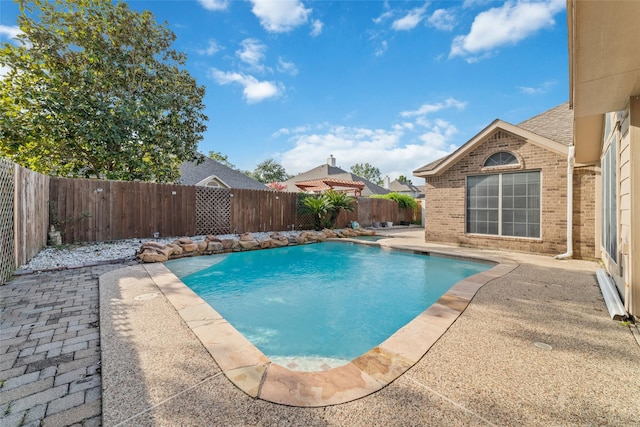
(466, 171, 541, 238)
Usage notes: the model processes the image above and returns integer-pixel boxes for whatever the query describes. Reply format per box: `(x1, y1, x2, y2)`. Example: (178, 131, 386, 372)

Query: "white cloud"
(310, 19, 323, 37)
(0, 25, 21, 40)
(0, 64, 10, 79)
(375, 40, 388, 57)
(400, 98, 467, 118)
(418, 119, 459, 148)
(210, 69, 281, 103)
(236, 38, 267, 70)
(277, 57, 298, 76)
(0, 25, 26, 47)
(428, 9, 456, 31)
(274, 109, 461, 181)
(249, 0, 312, 33)
(278, 124, 451, 181)
(391, 4, 428, 31)
(197, 39, 222, 56)
(450, 0, 565, 61)
(373, 10, 394, 24)
(197, 0, 229, 11)
(518, 80, 556, 95)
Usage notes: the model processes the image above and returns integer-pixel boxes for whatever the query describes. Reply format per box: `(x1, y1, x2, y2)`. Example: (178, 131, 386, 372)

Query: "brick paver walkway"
(1, 264, 130, 427)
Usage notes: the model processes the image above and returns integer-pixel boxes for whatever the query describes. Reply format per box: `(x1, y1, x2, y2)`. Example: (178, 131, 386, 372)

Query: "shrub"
(370, 192, 417, 209)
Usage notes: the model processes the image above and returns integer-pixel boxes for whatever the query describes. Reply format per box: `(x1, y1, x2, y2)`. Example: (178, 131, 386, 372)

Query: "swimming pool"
(166, 241, 490, 369)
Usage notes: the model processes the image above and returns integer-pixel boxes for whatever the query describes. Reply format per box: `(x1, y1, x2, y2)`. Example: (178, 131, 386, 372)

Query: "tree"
(0, 0, 207, 182)
(398, 175, 413, 185)
(250, 158, 291, 183)
(208, 151, 235, 169)
(350, 163, 382, 185)
(267, 182, 287, 191)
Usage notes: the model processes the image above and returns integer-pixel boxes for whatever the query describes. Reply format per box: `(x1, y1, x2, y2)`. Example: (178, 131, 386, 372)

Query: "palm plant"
(299, 195, 331, 230)
(324, 190, 356, 227)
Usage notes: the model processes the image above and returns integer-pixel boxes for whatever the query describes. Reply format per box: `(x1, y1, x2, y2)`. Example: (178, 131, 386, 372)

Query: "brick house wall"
(423, 130, 596, 258)
(572, 166, 597, 258)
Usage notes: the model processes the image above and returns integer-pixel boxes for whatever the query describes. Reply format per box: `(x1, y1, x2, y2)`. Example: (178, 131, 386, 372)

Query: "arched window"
(484, 152, 518, 167)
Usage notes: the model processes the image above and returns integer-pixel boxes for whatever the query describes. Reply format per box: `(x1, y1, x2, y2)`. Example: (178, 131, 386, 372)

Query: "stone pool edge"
(143, 244, 517, 408)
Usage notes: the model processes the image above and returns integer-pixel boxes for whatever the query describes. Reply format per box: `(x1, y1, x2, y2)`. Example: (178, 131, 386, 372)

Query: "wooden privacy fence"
(49, 178, 417, 243)
(0, 159, 49, 282)
(334, 197, 415, 228)
(231, 189, 299, 234)
(14, 165, 49, 266)
(7, 173, 417, 247)
(49, 177, 196, 243)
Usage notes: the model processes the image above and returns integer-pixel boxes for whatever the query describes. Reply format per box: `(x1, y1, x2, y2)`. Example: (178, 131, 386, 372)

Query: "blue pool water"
(168, 241, 490, 362)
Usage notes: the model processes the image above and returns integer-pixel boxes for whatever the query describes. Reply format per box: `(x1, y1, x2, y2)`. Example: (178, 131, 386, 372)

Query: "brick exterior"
(424, 130, 596, 258)
(572, 166, 597, 258)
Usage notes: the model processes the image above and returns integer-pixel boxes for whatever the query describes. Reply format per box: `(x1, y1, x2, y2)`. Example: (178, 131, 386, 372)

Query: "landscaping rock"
(207, 241, 223, 252)
(134, 228, 377, 264)
(238, 239, 259, 250)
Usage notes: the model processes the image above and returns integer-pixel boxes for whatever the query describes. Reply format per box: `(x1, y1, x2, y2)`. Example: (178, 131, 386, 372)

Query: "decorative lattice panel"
(0, 158, 15, 283)
(295, 194, 324, 230)
(195, 186, 231, 236)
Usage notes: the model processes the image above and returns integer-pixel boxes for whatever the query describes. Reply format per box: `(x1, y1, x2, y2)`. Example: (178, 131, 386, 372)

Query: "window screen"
(466, 171, 540, 238)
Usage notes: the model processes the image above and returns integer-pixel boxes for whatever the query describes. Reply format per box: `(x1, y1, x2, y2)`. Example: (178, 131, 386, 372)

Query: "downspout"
(556, 145, 575, 259)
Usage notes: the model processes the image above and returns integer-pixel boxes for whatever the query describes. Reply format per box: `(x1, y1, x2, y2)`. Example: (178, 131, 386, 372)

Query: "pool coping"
(143, 241, 517, 407)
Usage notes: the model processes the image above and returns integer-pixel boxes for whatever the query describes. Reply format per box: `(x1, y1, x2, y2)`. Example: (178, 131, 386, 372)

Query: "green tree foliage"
(371, 192, 417, 209)
(350, 163, 382, 185)
(250, 158, 291, 183)
(397, 175, 413, 185)
(0, 0, 207, 182)
(208, 151, 235, 169)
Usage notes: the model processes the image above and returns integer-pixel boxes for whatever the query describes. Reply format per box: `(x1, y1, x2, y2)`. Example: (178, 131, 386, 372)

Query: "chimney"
(327, 154, 336, 167)
(383, 175, 390, 189)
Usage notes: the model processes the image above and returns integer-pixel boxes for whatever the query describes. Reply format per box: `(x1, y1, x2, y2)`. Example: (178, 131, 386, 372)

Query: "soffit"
(569, 0, 640, 118)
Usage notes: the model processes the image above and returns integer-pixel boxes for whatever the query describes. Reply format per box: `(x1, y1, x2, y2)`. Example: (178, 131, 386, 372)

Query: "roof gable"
(178, 157, 267, 190)
(414, 103, 572, 178)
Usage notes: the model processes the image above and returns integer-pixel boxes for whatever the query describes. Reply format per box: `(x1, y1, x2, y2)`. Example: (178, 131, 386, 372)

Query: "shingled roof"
(413, 102, 573, 176)
(178, 157, 268, 191)
(281, 163, 389, 196)
(518, 102, 573, 146)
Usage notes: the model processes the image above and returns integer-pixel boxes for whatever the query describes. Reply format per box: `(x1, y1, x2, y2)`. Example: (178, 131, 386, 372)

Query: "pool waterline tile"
(146, 245, 514, 407)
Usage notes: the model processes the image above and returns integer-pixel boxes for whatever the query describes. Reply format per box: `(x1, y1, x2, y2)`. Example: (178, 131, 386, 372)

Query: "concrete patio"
(1, 229, 639, 426)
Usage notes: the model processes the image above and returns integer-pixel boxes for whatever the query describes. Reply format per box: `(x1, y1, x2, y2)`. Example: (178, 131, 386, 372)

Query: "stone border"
(144, 241, 517, 407)
(136, 229, 373, 263)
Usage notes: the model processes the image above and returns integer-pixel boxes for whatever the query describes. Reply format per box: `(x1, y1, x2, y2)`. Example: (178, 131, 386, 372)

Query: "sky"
(0, 0, 569, 183)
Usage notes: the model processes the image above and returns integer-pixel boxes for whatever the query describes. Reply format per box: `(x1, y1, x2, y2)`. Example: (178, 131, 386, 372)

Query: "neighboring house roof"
(178, 157, 268, 191)
(281, 164, 389, 196)
(413, 102, 573, 177)
(388, 179, 421, 194)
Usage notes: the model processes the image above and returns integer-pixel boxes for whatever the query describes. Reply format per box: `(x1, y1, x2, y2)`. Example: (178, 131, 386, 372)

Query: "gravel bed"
(18, 231, 302, 272)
